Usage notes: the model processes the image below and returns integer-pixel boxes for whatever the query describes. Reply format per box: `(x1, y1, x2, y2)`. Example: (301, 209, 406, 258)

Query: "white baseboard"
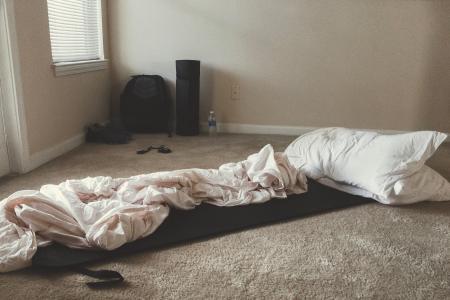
(24, 133, 85, 172)
(200, 122, 316, 136)
(201, 122, 450, 142)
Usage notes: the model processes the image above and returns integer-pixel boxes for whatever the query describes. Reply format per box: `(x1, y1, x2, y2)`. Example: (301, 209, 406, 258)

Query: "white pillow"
(284, 127, 450, 205)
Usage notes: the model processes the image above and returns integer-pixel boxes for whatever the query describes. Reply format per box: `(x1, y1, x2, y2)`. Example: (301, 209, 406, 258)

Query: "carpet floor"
(0, 134, 449, 299)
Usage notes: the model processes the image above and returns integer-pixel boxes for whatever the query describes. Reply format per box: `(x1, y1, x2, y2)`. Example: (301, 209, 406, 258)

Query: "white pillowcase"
(284, 127, 450, 205)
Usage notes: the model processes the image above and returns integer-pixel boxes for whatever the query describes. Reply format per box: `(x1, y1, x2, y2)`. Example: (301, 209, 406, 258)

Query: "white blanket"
(0, 145, 307, 273)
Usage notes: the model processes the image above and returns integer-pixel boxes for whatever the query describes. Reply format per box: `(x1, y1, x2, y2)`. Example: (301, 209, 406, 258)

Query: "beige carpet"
(0, 134, 449, 299)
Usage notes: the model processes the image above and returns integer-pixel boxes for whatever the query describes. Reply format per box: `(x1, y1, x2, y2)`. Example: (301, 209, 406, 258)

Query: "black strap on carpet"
(73, 267, 124, 288)
(32, 180, 372, 286)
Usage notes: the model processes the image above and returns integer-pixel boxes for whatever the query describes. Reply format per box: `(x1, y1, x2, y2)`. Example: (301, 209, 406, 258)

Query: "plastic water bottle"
(208, 110, 217, 136)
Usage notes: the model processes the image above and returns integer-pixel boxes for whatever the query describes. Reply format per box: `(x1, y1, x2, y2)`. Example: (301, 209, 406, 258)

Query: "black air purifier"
(176, 60, 200, 136)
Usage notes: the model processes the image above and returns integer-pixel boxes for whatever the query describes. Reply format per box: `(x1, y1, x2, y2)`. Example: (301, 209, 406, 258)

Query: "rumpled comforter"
(0, 145, 307, 273)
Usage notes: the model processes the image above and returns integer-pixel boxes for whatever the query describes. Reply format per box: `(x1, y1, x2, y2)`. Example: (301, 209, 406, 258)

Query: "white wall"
(13, 0, 111, 155)
(109, 0, 450, 133)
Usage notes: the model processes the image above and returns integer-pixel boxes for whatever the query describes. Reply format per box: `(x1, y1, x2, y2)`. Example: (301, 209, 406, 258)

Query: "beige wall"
(109, 0, 450, 133)
(14, 0, 111, 154)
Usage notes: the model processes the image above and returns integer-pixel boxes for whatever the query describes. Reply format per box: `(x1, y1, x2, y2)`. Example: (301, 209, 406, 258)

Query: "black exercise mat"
(32, 180, 372, 268)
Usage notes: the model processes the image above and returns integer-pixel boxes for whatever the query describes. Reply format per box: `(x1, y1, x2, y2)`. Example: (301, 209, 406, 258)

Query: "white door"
(0, 0, 10, 176)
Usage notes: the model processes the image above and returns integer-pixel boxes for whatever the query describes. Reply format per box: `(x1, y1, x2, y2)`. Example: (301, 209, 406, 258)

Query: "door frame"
(0, 0, 29, 173)
(0, 72, 10, 175)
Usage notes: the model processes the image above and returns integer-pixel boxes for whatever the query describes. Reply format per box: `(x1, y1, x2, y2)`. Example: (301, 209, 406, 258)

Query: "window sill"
(53, 59, 109, 77)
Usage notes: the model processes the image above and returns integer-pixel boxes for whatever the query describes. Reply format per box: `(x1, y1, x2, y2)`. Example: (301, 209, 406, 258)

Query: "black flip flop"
(137, 145, 172, 154)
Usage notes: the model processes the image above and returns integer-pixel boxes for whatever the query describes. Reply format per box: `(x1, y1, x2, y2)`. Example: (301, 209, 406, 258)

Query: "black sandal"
(137, 145, 172, 154)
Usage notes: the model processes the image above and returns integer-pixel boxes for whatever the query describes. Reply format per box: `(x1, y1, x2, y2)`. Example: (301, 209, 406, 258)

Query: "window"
(47, 0, 107, 76)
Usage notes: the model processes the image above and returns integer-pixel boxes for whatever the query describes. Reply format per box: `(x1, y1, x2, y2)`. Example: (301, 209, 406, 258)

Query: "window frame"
(48, 0, 108, 76)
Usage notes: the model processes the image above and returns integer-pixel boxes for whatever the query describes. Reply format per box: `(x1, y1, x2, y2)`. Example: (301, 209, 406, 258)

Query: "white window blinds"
(47, 0, 103, 63)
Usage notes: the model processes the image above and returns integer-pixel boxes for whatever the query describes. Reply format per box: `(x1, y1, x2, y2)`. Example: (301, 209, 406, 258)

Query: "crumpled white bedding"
(0, 145, 307, 273)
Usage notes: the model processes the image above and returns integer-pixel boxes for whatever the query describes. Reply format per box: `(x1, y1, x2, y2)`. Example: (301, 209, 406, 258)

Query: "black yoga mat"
(32, 179, 372, 268)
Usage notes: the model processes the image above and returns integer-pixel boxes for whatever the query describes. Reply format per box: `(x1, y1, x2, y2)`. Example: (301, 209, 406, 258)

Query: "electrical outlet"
(231, 83, 240, 100)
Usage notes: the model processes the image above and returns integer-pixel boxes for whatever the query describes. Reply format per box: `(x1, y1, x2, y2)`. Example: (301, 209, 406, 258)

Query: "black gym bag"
(120, 75, 171, 134)
(32, 180, 372, 288)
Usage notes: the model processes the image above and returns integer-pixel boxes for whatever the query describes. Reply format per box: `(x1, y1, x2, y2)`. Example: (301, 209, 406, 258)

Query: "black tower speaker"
(176, 60, 200, 136)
